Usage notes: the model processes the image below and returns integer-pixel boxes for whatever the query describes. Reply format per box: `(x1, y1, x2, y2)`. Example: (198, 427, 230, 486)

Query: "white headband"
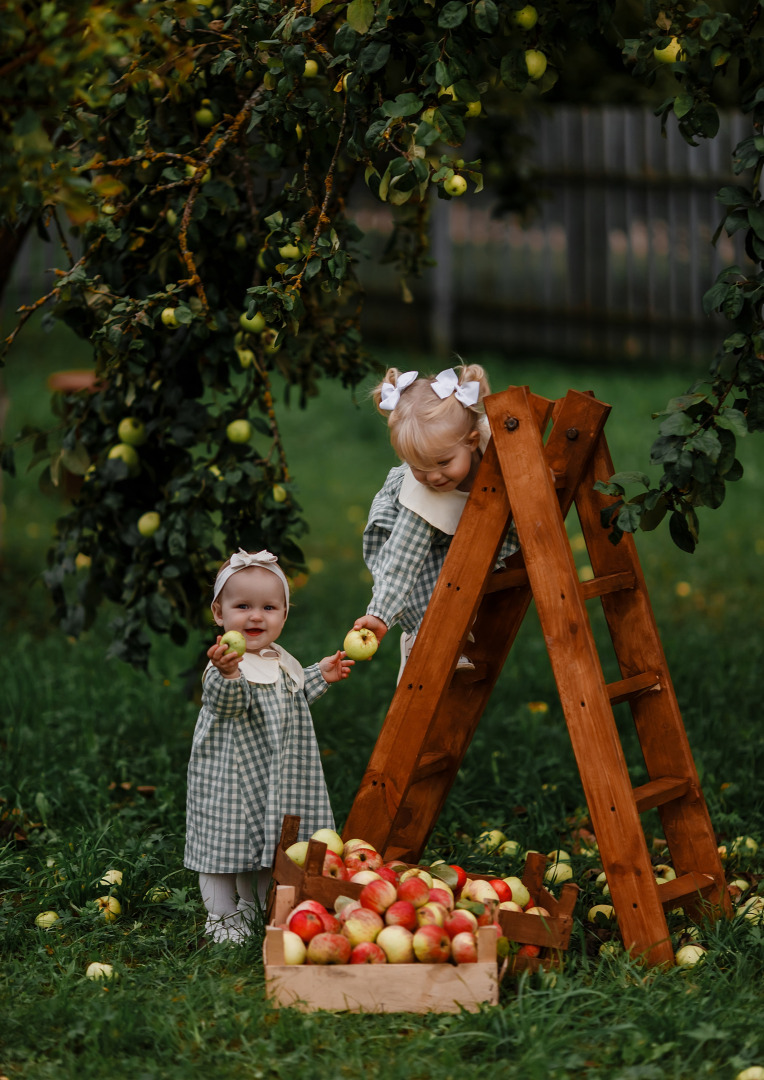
(431, 368, 480, 408)
(212, 548, 290, 611)
(379, 370, 418, 411)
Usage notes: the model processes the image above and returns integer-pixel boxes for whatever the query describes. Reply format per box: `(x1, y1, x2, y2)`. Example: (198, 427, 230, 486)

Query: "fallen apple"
(735, 1068, 764, 1080)
(675, 943, 707, 967)
(476, 828, 506, 854)
(220, 630, 247, 657)
(587, 903, 615, 923)
(545, 861, 574, 885)
(99, 869, 123, 887)
(35, 911, 59, 929)
(94, 895, 121, 922)
(343, 628, 378, 661)
(85, 962, 115, 979)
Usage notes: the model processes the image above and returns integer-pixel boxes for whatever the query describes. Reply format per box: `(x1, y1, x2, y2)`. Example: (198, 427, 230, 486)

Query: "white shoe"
(205, 912, 250, 944)
(456, 655, 475, 671)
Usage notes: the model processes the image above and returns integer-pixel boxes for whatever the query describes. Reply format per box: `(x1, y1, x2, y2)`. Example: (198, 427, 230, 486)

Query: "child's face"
(212, 566, 287, 653)
(408, 432, 481, 493)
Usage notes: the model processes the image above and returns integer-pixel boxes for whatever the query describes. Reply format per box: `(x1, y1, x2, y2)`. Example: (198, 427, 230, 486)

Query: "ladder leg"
(486, 387, 676, 966)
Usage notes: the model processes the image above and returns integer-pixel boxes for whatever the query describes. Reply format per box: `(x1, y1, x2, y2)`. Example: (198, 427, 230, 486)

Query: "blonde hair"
(372, 364, 490, 468)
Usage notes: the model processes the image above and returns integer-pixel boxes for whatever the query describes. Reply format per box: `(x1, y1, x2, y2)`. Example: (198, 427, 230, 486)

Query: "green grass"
(2, 322, 764, 1078)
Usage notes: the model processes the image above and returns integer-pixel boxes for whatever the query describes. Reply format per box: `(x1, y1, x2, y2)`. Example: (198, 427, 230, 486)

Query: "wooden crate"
(264, 885, 499, 1013)
(269, 817, 579, 974)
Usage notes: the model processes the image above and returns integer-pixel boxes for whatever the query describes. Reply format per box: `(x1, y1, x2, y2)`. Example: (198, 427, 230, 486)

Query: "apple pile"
(278, 829, 551, 964)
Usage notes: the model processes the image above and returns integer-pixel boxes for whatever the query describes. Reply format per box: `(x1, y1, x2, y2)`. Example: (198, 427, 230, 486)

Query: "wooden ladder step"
(580, 570, 636, 600)
(483, 567, 530, 593)
(633, 775, 692, 813)
(657, 872, 716, 908)
(410, 752, 454, 783)
(606, 671, 661, 706)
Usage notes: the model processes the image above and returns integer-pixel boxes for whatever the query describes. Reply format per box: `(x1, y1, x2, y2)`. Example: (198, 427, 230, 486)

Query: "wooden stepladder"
(343, 386, 730, 966)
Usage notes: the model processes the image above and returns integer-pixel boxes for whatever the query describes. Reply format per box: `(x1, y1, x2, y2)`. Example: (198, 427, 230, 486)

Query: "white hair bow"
(431, 368, 480, 408)
(379, 370, 418, 412)
(212, 548, 290, 608)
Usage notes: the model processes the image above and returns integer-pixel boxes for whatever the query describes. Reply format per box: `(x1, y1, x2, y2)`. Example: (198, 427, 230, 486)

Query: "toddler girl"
(184, 548, 352, 943)
(353, 365, 518, 676)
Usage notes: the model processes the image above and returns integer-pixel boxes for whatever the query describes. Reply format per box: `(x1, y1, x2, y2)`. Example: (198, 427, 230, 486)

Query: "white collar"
(398, 418, 490, 535)
(204, 642, 304, 689)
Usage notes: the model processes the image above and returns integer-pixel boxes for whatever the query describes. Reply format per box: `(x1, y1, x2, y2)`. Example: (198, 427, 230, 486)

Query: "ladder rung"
(580, 570, 636, 600)
(410, 752, 454, 783)
(657, 872, 716, 908)
(483, 567, 530, 593)
(607, 671, 661, 706)
(633, 775, 691, 813)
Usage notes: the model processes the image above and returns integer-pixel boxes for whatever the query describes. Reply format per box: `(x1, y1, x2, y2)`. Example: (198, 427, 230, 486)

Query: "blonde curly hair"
(372, 364, 490, 468)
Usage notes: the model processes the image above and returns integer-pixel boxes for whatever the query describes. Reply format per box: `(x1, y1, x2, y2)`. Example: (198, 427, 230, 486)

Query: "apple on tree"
(443, 174, 467, 197)
(117, 417, 147, 446)
(226, 419, 252, 444)
(137, 511, 161, 538)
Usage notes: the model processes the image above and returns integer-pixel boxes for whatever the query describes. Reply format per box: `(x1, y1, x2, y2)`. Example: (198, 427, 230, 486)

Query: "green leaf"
(616, 504, 641, 533)
(429, 864, 459, 887)
(346, 0, 374, 34)
(381, 93, 424, 118)
(608, 471, 650, 488)
(749, 206, 764, 241)
(438, 1, 468, 28)
(474, 0, 499, 33)
(669, 510, 696, 553)
(659, 411, 695, 437)
(716, 408, 748, 437)
(674, 93, 694, 120)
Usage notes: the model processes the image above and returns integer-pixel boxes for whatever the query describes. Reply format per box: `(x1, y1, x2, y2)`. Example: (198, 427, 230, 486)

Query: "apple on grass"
(35, 911, 60, 929)
(85, 962, 115, 979)
(517, 943, 541, 958)
(343, 628, 378, 661)
(376, 924, 415, 964)
(220, 630, 246, 657)
(675, 943, 707, 967)
(307, 932, 351, 965)
(413, 924, 451, 963)
(476, 828, 506, 854)
(95, 896, 121, 922)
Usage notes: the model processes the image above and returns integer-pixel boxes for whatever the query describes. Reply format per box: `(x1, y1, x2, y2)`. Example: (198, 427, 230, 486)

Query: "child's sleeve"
(364, 503, 435, 630)
(303, 663, 330, 705)
(499, 520, 520, 562)
(201, 666, 252, 716)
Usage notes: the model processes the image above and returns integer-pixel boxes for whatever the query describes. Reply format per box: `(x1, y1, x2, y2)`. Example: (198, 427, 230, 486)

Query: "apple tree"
(1, 0, 764, 667)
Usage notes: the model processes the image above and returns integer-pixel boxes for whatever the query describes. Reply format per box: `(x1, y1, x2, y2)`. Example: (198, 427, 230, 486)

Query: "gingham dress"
(364, 463, 519, 633)
(184, 652, 334, 874)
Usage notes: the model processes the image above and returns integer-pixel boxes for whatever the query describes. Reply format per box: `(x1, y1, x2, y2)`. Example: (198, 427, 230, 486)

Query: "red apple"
(376, 924, 415, 963)
(429, 886, 455, 911)
(318, 910, 341, 934)
(413, 924, 451, 963)
(488, 878, 513, 903)
(416, 901, 448, 927)
(307, 932, 352, 964)
(342, 838, 375, 859)
(377, 865, 400, 885)
(359, 878, 397, 914)
(288, 899, 328, 921)
(396, 876, 430, 909)
(350, 941, 387, 964)
(344, 848, 383, 873)
(341, 907, 384, 947)
(475, 902, 496, 927)
(288, 909, 323, 945)
(384, 900, 418, 931)
(449, 864, 468, 894)
(337, 899, 363, 924)
(450, 931, 478, 964)
(517, 943, 541, 958)
(444, 908, 478, 939)
(322, 850, 348, 880)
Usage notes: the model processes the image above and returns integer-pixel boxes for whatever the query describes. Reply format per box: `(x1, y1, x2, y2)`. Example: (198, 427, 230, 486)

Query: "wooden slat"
(607, 671, 661, 706)
(657, 872, 716, 907)
(482, 566, 530, 593)
(633, 775, 691, 813)
(410, 752, 453, 783)
(580, 570, 636, 600)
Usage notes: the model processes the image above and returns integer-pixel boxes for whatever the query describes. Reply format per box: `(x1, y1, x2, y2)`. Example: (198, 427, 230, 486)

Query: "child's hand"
(352, 614, 388, 643)
(208, 636, 244, 680)
(319, 650, 354, 683)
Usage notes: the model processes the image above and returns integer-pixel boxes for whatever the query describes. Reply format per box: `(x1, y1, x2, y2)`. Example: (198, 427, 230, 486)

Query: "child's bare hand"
(352, 614, 388, 643)
(208, 636, 243, 680)
(319, 650, 354, 683)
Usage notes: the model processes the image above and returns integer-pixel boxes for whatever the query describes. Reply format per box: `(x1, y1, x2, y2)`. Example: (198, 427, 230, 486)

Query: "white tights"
(199, 869, 272, 942)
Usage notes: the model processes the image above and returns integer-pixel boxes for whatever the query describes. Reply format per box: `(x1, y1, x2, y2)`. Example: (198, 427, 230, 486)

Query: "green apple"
(166, 208, 178, 228)
(108, 443, 140, 474)
(343, 628, 378, 661)
(220, 630, 246, 656)
(502, 876, 530, 907)
(303, 58, 319, 77)
(736, 1068, 764, 1080)
(226, 419, 252, 443)
(311, 828, 344, 856)
(272, 484, 287, 503)
(236, 347, 255, 368)
(95, 895, 121, 922)
(195, 104, 215, 127)
(137, 511, 161, 538)
(35, 910, 60, 929)
(262, 328, 280, 354)
(160, 307, 179, 328)
(675, 943, 706, 967)
(476, 828, 506, 853)
(514, 4, 538, 28)
(239, 310, 266, 333)
(234, 232, 247, 252)
(731, 835, 759, 857)
(285, 840, 310, 867)
(147, 886, 171, 903)
(278, 242, 301, 261)
(525, 49, 547, 80)
(465, 99, 482, 117)
(117, 416, 147, 446)
(99, 869, 123, 887)
(444, 174, 468, 197)
(653, 36, 682, 63)
(587, 903, 615, 923)
(497, 838, 520, 858)
(85, 962, 115, 979)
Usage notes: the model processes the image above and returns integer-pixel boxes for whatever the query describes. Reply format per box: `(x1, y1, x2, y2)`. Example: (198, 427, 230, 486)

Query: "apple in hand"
(220, 630, 246, 657)
(343, 628, 378, 661)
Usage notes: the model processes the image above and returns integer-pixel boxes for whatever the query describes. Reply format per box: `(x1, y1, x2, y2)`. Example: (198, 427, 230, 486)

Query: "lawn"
(1, 319, 764, 1079)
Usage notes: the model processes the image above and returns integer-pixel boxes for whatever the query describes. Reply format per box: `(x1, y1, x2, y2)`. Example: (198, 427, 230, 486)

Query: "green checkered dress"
(364, 463, 519, 633)
(184, 659, 334, 874)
